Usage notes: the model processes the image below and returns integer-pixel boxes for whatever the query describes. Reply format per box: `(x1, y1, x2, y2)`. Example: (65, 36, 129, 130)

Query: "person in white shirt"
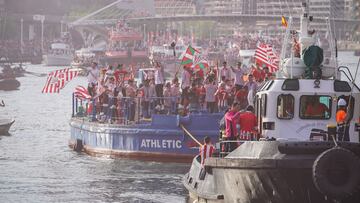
(141, 79, 156, 118)
(87, 62, 100, 97)
(154, 62, 165, 105)
(181, 66, 192, 106)
(219, 61, 232, 83)
(245, 74, 258, 106)
(231, 62, 246, 88)
(170, 78, 181, 114)
(204, 78, 218, 113)
(104, 65, 114, 84)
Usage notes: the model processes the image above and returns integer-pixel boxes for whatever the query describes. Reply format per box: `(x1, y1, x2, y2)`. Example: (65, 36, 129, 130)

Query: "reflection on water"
(0, 65, 188, 202)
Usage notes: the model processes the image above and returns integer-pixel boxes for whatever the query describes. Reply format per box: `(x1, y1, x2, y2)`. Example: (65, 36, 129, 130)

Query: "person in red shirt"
(224, 102, 242, 152)
(260, 67, 273, 81)
(239, 105, 258, 140)
(251, 65, 262, 82)
(305, 97, 330, 118)
(199, 136, 215, 166)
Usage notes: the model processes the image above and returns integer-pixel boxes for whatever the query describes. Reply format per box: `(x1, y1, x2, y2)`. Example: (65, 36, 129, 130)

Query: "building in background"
(256, 0, 302, 16)
(203, 0, 257, 15)
(154, 0, 195, 16)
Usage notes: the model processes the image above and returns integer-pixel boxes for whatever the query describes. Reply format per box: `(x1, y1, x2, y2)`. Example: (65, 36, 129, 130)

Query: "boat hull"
(69, 113, 222, 162)
(43, 55, 72, 66)
(0, 119, 15, 134)
(184, 141, 360, 203)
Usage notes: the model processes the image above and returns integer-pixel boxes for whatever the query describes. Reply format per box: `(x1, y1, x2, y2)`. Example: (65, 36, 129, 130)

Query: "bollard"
(327, 124, 337, 141)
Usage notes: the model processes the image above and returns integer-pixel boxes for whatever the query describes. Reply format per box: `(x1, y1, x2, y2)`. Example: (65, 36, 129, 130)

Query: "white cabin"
(256, 78, 360, 142)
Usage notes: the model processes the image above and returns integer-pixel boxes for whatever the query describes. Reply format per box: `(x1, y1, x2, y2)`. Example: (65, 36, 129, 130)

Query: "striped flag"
(42, 68, 79, 93)
(74, 85, 91, 100)
(181, 45, 199, 67)
(254, 44, 280, 73)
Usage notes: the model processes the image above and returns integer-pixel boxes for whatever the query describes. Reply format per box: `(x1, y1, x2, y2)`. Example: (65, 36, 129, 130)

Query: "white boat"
(43, 43, 73, 66)
(0, 118, 15, 134)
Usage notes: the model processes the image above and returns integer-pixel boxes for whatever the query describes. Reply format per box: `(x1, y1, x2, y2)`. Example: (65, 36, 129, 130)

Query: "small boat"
(43, 42, 73, 66)
(0, 78, 20, 91)
(0, 119, 15, 134)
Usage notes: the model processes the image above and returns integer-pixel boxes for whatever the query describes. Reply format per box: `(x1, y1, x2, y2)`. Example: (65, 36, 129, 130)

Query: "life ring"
(312, 147, 360, 199)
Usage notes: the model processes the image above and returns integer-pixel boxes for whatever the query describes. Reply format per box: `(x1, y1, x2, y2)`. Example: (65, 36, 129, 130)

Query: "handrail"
(180, 124, 203, 147)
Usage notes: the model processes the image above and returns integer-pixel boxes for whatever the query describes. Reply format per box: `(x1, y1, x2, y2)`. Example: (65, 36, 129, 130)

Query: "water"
(0, 65, 189, 202)
(0, 52, 359, 203)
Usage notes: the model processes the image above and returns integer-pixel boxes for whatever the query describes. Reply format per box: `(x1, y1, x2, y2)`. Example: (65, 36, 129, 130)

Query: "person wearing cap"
(336, 98, 349, 141)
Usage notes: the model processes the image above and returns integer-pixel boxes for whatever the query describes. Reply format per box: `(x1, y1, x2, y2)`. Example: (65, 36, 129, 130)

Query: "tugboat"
(183, 3, 360, 203)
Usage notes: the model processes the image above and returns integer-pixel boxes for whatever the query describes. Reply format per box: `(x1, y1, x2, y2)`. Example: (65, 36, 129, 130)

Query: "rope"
(180, 124, 203, 147)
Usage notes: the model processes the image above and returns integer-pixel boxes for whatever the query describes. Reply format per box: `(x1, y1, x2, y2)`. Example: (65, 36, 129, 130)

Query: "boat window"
(277, 94, 294, 119)
(261, 94, 267, 117)
(282, 79, 299, 91)
(336, 95, 354, 121)
(299, 95, 332, 119)
(334, 80, 351, 92)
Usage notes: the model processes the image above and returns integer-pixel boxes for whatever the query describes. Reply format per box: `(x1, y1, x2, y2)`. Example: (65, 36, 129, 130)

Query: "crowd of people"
(79, 58, 273, 126)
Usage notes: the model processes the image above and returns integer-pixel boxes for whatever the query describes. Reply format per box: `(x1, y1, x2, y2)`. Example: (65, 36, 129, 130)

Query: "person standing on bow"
(199, 136, 215, 166)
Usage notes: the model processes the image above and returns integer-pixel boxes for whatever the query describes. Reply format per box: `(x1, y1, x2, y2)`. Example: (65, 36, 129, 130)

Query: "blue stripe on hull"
(70, 114, 222, 160)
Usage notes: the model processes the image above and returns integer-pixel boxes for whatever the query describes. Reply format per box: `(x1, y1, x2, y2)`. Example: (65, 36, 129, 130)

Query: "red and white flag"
(74, 85, 91, 100)
(254, 44, 280, 73)
(42, 68, 79, 93)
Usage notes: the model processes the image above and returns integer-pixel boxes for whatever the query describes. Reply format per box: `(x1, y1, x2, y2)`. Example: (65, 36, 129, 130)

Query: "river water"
(0, 65, 189, 203)
(0, 52, 359, 203)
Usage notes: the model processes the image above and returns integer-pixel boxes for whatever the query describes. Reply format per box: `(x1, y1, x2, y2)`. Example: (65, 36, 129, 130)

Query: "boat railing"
(71, 95, 214, 125)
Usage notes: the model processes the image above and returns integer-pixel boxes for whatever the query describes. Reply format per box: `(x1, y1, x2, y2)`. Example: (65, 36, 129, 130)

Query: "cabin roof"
(258, 79, 359, 94)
